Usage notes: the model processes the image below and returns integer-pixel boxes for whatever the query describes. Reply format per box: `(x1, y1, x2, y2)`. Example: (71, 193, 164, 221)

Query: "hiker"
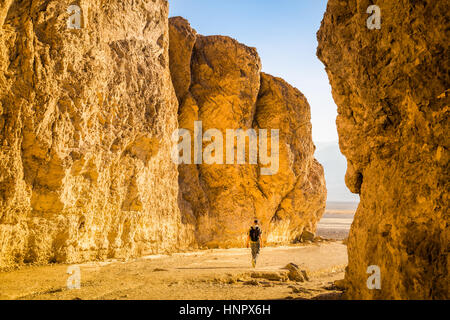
(246, 219, 263, 268)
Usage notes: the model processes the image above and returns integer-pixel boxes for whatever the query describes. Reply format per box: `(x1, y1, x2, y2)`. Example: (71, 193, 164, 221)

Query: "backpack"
(249, 226, 261, 242)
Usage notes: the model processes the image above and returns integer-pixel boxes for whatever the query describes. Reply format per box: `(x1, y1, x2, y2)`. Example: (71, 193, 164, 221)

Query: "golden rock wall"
(0, 0, 189, 269)
(317, 0, 449, 299)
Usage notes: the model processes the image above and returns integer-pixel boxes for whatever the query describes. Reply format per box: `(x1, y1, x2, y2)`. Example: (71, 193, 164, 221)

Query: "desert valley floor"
(0, 211, 353, 300)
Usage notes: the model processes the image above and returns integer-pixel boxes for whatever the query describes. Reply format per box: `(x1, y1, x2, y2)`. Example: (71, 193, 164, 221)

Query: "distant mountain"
(315, 141, 360, 203)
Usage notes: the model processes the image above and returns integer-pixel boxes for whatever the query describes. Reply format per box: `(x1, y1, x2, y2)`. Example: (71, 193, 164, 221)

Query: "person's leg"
(251, 242, 257, 267)
(254, 241, 260, 265)
(251, 241, 260, 267)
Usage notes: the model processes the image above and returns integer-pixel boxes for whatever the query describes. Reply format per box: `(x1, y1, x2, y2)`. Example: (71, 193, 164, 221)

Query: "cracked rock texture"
(317, 0, 449, 299)
(170, 17, 326, 248)
(0, 0, 191, 269)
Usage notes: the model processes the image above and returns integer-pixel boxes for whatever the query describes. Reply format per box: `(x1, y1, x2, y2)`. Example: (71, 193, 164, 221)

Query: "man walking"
(246, 219, 263, 268)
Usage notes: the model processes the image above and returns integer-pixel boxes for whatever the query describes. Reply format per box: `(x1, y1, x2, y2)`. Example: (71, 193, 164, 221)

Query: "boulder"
(301, 230, 315, 242)
(251, 271, 289, 282)
(283, 263, 310, 282)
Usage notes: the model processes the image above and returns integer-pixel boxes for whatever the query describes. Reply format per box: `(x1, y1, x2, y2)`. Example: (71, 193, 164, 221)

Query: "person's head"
(254, 219, 259, 225)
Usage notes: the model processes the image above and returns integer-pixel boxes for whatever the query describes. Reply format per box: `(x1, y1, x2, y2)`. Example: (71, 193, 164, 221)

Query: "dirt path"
(0, 241, 347, 300)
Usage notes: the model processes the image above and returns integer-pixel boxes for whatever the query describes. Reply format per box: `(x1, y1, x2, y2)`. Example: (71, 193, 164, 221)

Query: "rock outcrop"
(317, 0, 449, 299)
(0, 0, 189, 269)
(0, 4, 327, 270)
(170, 17, 326, 248)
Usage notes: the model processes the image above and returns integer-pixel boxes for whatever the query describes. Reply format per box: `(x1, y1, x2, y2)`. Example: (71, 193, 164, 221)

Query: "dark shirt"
(249, 226, 262, 242)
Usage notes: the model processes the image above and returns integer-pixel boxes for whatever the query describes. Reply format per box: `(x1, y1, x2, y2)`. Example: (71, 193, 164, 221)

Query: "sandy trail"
(0, 211, 353, 300)
(0, 242, 347, 300)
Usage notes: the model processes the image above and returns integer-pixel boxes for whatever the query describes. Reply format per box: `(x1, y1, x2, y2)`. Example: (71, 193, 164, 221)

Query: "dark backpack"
(249, 226, 261, 242)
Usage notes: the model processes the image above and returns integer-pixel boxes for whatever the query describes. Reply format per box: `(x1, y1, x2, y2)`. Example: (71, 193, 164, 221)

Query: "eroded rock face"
(317, 0, 449, 299)
(0, 0, 189, 269)
(170, 17, 326, 248)
(0, 4, 328, 269)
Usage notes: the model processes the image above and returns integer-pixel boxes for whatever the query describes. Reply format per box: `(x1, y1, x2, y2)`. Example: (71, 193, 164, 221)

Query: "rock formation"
(0, 0, 191, 270)
(317, 0, 449, 299)
(170, 17, 326, 248)
(0, 3, 327, 270)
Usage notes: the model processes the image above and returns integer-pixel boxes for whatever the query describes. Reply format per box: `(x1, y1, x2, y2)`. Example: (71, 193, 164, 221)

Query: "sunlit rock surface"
(0, 0, 189, 269)
(170, 17, 326, 248)
(317, 0, 449, 299)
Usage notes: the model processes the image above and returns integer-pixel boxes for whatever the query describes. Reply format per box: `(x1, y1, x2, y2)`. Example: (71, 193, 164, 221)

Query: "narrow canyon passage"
(0, 242, 347, 300)
(0, 0, 447, 302)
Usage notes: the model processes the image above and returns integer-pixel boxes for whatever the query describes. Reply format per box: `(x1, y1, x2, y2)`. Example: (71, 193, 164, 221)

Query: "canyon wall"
(170, 17, 326, 248)
(317, 0, 449, 299)
(0, 0, 190, 270)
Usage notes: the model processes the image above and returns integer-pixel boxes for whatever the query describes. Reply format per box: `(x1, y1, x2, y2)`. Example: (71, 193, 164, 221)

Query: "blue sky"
(169, 0, 338, 143)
